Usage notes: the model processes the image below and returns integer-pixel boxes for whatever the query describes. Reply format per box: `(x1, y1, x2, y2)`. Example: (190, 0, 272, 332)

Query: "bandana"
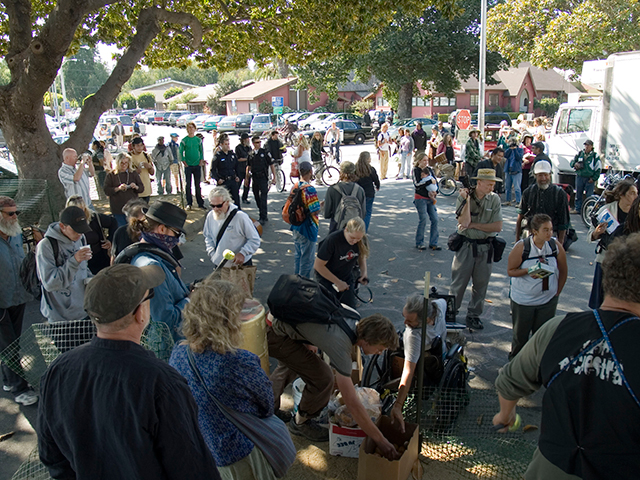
(141, 231, 180, 253)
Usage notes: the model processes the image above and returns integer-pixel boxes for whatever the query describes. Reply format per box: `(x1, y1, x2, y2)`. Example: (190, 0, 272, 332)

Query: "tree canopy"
(487, 0, 640, 73)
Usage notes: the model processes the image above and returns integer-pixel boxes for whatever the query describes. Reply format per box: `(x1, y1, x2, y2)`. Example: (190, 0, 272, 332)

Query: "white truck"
(548, 51, 640, 185)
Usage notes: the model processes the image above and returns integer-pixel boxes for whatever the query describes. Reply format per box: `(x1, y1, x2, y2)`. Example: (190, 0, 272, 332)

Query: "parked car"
(250, 114, 279, 135)
(383, 117, 437, 139)
(303, 120, 371, 145)
(100, 114, 137, 142)
(235, 114, 256, 134)
(176, 113, 198, 128)
(470, 112, 513, 127)
(166, 111, 184, 126)
(287, 112, 312, 125)
(203, 115, 225, 131)
(217, 115, 238, 134)
(152, 112, 165, 124)
(325, 113, 364, 126)
(300, 112, 333, 130)
(193, 114, 213, 130)
(142, 111, 157, 123)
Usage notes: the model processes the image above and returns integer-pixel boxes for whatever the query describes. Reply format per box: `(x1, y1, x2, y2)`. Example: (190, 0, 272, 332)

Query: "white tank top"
(510, 238, 559, 306)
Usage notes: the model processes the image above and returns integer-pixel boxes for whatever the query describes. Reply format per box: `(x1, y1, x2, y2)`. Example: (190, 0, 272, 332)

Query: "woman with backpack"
(507, 214, 567, 360)
(355, 152, 380, 232)
(322, 161, 365, 233)
(314, 217, 369, 309)
(289, 163, 321, 278)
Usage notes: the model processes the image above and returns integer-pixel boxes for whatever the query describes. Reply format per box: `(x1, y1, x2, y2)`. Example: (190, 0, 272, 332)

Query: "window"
(556, 108, 592, 134)
(412, 97, 417, 106)
(417, 97, 425, 106)
(432, 97, 440, 107)
(470, 95, 479, 106)
(440, 97, 449, 107)
(489, 94, 499, 107)
(377, 97, 389, 107)
(249, 102, 258, 113)
(449, 97, 456, 107)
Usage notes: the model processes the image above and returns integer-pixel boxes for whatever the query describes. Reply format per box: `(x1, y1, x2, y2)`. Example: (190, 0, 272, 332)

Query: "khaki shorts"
(170, 163, 180, 175)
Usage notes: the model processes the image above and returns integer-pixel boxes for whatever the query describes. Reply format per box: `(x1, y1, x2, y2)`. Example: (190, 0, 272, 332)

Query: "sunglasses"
(2, 210, 20, 217)
(133, 288, 155, 315)
(211, 202, 226, 209)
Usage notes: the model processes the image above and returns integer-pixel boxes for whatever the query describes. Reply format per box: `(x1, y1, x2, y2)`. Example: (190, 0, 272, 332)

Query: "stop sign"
(457, 109, 471, 130)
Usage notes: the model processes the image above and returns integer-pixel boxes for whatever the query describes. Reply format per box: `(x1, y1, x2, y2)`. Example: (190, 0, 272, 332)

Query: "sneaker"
(466, 317, 484, 330)
(259, 219, 267, 226)
(570, 209, 579, 214)
(14, 390, 38, 406)
(198, 205, 207, 210)
(242, 199, 251, 205)
(395, 176, 404, 180)
(289, 417, 329, 442)
(429, 245, 442, 251)
(275, 409, 292, 423)
(186, 205, 193, 211)
(416, 244, 427, 251)
(3, 384, 12, 392)
(501, 201, 511, 206)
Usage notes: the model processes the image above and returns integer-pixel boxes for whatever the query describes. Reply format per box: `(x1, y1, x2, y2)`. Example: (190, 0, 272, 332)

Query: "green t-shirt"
(456, 191, 502, 239)
(179, 135, 203, 166)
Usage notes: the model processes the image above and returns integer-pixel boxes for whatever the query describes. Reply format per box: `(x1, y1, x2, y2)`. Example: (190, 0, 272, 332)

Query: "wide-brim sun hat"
(144, 201, 187, 233)
(472, 168, 503, 182)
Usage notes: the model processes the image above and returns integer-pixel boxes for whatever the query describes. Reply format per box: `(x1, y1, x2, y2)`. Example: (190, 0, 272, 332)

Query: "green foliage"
(206, 77, 242, 114)
(534, 98, 560, 117)
(82, 94, 94, 106)
(117, 93, 137, 109)
(325, 99, 338, 113)
(137, 93, 156, 109)
(283, 106, 294, 114)
(351, 99, 374, 115)
(0, 62, 10, 85)
(164, 87, 184, 99)
(487, 0, 640, 73)
(313, 106, 328, 113)
(259, 100, 272, 113)
(168, 92, 197, 110)
(123, 65, 219, 91)
(438, 114, 449, 122)
(62, 47, 110, 103)
(43, 92, 63, 109)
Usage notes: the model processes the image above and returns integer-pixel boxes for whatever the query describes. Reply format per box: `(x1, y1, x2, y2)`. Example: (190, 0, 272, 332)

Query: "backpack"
(20, 237, 60, 301)
(282, 183, 308, 226)
(113, 242, 180, 270)
(521, 236, 558, 264)
(267, 274, 359, 344)
(334, 183, 363, 230)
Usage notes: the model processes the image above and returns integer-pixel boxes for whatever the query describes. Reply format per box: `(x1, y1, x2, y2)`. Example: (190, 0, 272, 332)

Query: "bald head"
(63, 148, 78, 166)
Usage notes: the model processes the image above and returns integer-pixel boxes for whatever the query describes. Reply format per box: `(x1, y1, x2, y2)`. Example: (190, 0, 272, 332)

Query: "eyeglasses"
(252, 141, 261, 145)
(211, 202, 226, 209)
(2, 210, 20, 217)
(133, 288, 155, 315)
(167, 226, 181, 236)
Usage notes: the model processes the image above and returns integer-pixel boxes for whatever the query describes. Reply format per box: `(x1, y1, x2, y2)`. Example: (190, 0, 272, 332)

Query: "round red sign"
(457, 109, 471, 130)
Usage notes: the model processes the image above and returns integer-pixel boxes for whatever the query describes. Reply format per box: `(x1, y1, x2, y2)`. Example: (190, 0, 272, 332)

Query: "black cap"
(584, 139, 594, 146)
(240, 133, 250, 140)
(531, 141, 545, 151)
(60, 206, 92, 234)
(299, 162, 313, 174)
(132, 137, 144, 145)
(144, 201, 187, 233)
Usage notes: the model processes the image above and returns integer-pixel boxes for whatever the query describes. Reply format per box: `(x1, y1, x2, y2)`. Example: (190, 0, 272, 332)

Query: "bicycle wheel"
(581, 195, 599, 227)
(354, 283, 373, 303)
(438, 176, 458, 196)
(362, 353, 390, 392)
(321, 165, 340, 186)
(277, 169, 286, 192)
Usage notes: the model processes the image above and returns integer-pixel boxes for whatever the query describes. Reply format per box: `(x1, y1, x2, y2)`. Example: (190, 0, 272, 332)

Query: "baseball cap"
(132, 137, 144, 145)
(531, 141, 545, 151)
(240, 133, 250, 140)
(157, 136, 164, 141)
(584, 139, 594, 146)
(59, 206, 91, 234)
(533, 160, 552, 175)
(170, 133, 179, 138)
(299, 162, 313, 174)
(84, 264, 165, 324)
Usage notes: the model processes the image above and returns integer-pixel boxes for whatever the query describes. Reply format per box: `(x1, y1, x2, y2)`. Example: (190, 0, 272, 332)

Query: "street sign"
(457, 109, 471, 130)
(272, 96, 284, 107)
(273, 106, 283, 115)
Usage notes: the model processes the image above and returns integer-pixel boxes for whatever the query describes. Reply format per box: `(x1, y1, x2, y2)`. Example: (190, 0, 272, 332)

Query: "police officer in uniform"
(235, 133, 252, 205)
(247, 136, 276, 225)
(210, 136, 242, 207)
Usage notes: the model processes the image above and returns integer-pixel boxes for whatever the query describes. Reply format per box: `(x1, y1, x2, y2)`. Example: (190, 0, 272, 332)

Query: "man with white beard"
(0, 196, 38, 405)
(202, 186, 261, 269)
(516, 161, 570, 244)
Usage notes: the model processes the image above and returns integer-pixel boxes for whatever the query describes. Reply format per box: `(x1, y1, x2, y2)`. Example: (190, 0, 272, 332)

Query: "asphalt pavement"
(0, 126, 601, 479)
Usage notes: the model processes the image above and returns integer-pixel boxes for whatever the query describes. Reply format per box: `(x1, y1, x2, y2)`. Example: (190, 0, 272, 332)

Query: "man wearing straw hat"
(464, 127, 483, 178)
(450, 168, 503, 330)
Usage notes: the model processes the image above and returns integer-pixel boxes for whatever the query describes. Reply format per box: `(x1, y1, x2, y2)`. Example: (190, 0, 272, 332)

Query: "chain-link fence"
(0, 179, 57, 226)
(403, 386, 539, 479)
(0, 319, 175, 391)
(11, 447, 51, 480)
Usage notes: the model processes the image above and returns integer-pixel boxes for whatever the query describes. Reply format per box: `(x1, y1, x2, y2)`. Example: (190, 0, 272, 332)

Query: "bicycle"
(314, 151, 340, 186)
(436, 163, 459, 196)
(269, 160, 286, 193)
(580, 170, 628, 227)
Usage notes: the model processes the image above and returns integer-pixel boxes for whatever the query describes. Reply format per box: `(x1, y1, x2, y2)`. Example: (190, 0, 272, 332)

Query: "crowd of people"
(2, 110, 640, 479)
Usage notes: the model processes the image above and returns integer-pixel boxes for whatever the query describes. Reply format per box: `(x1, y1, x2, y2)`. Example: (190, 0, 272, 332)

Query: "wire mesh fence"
(403, 386, 539, 479)
(11, 447, 51, 480)
(0, 179, 57, 226)
(0, 319, 175, 391)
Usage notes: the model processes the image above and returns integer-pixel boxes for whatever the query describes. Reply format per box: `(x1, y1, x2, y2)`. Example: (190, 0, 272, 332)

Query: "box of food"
(527, 261, 555, 279)
(329, 422, 368, 458)
(357, 415, 420, 480)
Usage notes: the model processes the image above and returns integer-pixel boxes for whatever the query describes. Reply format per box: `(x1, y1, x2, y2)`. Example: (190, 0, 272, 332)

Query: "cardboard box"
(357, 415, 420, 480)
(329, 422, 368, 458)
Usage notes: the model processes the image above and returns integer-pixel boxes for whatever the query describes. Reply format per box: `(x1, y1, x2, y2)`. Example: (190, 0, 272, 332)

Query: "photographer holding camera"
(58, 148, 95, 210)
(103, 153, 144, 227)
(570, 139, 601, 214)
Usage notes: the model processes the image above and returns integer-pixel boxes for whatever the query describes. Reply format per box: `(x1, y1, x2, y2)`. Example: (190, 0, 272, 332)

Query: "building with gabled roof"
(129, 78, 198, 110)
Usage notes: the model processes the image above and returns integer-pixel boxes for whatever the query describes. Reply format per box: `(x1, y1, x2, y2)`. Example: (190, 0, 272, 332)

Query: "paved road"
(0, 127, 599, 478)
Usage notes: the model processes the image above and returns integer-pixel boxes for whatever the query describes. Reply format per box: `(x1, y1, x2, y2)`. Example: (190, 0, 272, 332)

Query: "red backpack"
(282, 183, 308, 226)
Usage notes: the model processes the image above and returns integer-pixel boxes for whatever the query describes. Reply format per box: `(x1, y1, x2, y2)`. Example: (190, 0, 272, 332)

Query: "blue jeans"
(414, 197, 439, 247)
(575, 175, 594, 211)
(329, 141, 340, 163)
(114, 214, 127, 228)
(505, 172, 522, 203)
(293, 230, 316, 278)
(156, 166, 172, 195)
(399, 153, 411, 178)
(364, 196, 374, 232)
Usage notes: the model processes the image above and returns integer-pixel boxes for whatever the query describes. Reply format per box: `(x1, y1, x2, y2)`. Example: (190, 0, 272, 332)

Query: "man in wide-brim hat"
(465, 127, 483, 177)
(450, 168, 503, 330)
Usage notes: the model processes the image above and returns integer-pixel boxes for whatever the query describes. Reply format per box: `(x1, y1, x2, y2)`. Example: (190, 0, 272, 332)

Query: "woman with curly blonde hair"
(169, 279, 277, 480)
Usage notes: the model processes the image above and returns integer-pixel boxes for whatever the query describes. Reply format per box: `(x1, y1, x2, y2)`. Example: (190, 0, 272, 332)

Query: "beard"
(213, 209, 225, 221)
(537, 180, 550, 190)
(0, 217, 23, 237)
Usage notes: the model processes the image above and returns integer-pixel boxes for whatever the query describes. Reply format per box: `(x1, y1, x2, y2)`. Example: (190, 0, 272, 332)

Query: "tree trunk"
(276, 58, 289, 78)
(397, 82, 413, 119)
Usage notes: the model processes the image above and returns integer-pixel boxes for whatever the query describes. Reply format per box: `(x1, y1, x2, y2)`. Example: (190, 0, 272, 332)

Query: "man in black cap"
(570, 139, 601, 214)
(38, 264, 221, 480)
(117, 201, 189, 341)
(36, 206, 93, 323)
(247, 135, 276, 224)
(235, 132, 252, 204)
(210, 135, 241, 207)
(529, 141, 551, 172)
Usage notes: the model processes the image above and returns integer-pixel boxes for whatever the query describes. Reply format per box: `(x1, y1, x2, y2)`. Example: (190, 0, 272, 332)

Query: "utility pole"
(478, 0, 487, 153)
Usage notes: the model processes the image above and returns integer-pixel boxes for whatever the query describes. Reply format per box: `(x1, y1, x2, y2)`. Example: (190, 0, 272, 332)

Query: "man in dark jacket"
(210, 136, 241, 207)
(38, 264, 220, 480)
(266, 130, 285, 164)
(411, 123, 428, 157)
(247, 136, 276, 224)
(235, 133, 253, 204)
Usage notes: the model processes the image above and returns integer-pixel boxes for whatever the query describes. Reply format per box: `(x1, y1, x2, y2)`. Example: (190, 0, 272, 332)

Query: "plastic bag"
(329, 387, 382, 427)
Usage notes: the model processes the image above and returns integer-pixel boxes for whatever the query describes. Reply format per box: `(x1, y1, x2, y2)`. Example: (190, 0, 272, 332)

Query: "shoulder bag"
(186, 349, 296, 478)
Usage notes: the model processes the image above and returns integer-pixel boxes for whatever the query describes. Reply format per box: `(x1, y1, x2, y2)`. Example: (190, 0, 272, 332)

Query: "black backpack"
(282, 183, 308, 226)
(20, 237, 60, 301)
(113, 242, 179, 269)
(521, 236, 558, 264)
(267, 274, 359, 344)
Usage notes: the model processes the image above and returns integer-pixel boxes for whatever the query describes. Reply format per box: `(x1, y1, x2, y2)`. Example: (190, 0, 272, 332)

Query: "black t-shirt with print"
(316, 229, 359, 282)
